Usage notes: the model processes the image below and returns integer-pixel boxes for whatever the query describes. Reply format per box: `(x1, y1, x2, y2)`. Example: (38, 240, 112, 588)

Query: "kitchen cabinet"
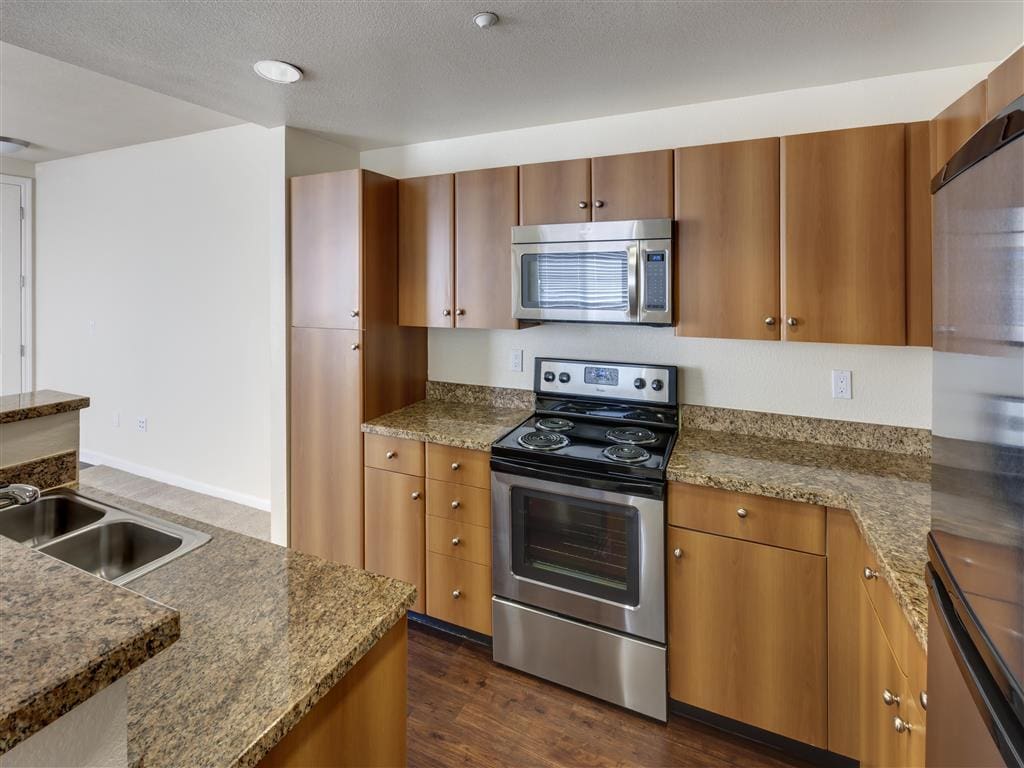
(905, 122, 933, 347)
(454, 166, 519, 329)
(930, 81, 987, 178)
(426, 552, 492, 635)
(674, 139, 780, 340)
(364, 466, 426, 613)
(426, 444, 491, 489)
(426, 479, 490, 527)
(591, 150, 673, 221)
(985, 46, 1024, 121)
(519, 158, 591, 225)
(667, 525, 827, 747)
(398, 174, 455, 328)
(783, 124, 907, 345)
(364, 433, 425, 476)
(826, 509, 863, 760)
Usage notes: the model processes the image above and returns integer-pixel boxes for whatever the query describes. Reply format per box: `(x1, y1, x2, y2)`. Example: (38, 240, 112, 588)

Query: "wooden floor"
(408, 623, 813, 768)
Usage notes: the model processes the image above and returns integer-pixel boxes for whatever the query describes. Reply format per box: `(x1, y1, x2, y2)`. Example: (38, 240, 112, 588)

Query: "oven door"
(512, 240, 638, 324)
(491, 468, 665, 642)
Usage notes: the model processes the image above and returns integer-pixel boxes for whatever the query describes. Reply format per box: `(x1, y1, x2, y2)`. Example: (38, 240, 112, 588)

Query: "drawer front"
(859, 537, 916, 677)
(668, 482, 825, 555)
(426, 443, 490, 489)
(426, 479, 491, 528)
(364, 433, 425, 476)
(427, 515, 491, 566)
(427, 552, 492, 635)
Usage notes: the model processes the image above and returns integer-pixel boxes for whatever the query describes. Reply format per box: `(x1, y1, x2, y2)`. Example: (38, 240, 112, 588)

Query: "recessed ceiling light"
(473, 11, 499, 29)
(253, 60, 303, 84)
(0, 137, 30, 155)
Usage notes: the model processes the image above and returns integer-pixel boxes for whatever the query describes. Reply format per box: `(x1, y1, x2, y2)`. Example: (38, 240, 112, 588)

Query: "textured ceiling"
(1, 1, 1022, 153)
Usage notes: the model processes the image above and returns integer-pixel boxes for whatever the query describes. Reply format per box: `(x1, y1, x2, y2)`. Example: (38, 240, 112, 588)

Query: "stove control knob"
(558, 372, 571, 384)
(651, 379, 664, 392)
(543, 371, 556, 383)
(633, 377, 646, 390)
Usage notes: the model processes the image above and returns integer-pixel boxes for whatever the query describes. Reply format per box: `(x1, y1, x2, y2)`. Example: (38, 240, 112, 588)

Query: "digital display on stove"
(584, 366, 619, 386)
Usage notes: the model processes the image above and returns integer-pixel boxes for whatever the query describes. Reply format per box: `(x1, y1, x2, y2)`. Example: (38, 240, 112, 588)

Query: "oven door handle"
(490, 456, 664, 499)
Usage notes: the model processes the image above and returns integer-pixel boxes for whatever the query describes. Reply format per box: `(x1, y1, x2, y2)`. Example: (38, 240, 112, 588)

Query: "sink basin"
(2, 490, 211, 584)
(0, 494, 105, 545)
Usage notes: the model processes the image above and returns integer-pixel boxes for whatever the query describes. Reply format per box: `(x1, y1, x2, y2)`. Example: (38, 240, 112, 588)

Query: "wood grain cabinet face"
(426, 444, 491, 489)
(519, 158, 592, 225)
(783, 124, 907, 345)
(674, 139, 781, 340)
(364, 467, 425, 613)
(590, 150, 673, 221)
(930, 81, 987, 178)
(667, 526, 827, 748)
(426, 479, 491, 527)
(985, 46, 1024, 121)
(905, 122, 933, 348)
(826, 509, 863, 760)
(427, 552, 492, 635)
(289, 327, 364, 568)
(290, 171, 361, 330)
(363, 433, 425, 476)
(398, 175, 455, 328)
(454, 166, 519, 329)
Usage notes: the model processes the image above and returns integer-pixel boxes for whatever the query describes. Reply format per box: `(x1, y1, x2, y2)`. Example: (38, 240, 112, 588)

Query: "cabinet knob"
(452, 589, 462, 599)
(736, 508, 748, 519)
(451, 500, 461, 509)
(882, 689, 901, 706)
(411, 491, 421, 500)
(442, 308, 452, 317)
(351, 343, 360, 351)
(786, 317, 798, 327)
(764, 316, 776, 326)
(593, 200, 605, 209)
(455, 308, 466, 316)
(451, 462, 461, 471)
(578, 201, 588, 209)
(919, 691, 928, 710)
(863, 566, 879, 581)
(350, 309, 359, 318)
(893, 716, 911, 734)
(385, 450, 396, 459)
(672, 548, 682, 559)
(451, 537, 461, 546)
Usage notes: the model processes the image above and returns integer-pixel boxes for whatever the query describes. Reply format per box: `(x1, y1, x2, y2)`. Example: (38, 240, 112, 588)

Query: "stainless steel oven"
(511, 219, 672, 325)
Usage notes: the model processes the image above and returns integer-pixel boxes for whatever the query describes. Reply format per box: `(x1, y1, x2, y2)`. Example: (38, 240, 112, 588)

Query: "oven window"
(520, 251, 629, 310)
(510, 487, 640, 606)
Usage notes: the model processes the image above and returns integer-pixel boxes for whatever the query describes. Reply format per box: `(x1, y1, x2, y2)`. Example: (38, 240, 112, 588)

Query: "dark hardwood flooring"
(408, 623, 814, 768)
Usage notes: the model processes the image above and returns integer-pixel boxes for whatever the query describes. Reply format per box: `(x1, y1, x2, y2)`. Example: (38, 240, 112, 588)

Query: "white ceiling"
(1, 1, 1022, 155)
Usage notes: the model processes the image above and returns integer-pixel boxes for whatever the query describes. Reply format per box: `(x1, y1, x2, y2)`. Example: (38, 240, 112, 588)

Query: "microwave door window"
(521, 250, 630, 310)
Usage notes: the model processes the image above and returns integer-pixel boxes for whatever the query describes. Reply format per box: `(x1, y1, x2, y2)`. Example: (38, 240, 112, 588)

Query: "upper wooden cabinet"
(398, 175, 455, 328)
(454, 166, 519, 329)
(985, 46, 1024, 121)
(674, 139, 780, 340)
(591, 150, 673, 221)
(519, 158, 591, 225)
(291, 171, 362, 330)
(905, 122, 933, 347)
(930, 81, 987, 178)
(783, 124, 907, 345)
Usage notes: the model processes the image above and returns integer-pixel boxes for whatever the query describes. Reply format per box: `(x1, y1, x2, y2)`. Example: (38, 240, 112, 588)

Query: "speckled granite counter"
(54, 489, 419, 768)
(0, 537, 179, 754)
(668, 429, 930, 649)
(361, 398, 531, 451)
(0, 390, 90, 424)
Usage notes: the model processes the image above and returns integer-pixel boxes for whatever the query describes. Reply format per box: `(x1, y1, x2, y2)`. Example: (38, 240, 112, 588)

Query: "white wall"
(36, 124, 275, 507)
(0, 157, 35, 178)
(363, 63, 997, 429)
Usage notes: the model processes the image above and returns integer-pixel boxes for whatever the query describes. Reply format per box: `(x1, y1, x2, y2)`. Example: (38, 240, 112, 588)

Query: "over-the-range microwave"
(511, 219, 673, 325)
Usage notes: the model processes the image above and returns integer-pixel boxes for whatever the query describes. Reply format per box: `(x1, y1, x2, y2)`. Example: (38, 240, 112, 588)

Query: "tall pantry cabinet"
(289, 169, 427, 567)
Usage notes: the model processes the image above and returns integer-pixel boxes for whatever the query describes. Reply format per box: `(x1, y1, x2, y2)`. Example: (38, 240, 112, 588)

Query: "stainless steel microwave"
(511, 219, 673, 325)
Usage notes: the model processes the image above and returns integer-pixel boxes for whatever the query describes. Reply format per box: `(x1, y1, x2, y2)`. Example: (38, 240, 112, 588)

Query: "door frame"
(1, 174, 33, 393)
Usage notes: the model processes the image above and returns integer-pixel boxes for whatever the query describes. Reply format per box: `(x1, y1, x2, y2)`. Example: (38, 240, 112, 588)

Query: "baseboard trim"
(78, 449, 271, 512)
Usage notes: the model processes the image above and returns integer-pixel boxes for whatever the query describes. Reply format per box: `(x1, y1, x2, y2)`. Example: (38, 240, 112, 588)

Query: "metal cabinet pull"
(882, 689, 900, 706)
(410, 491, 421, 500)
(385, 451, 396, 459)
(451, 462, 461, 471)
(893, 717, 911, 734)
(786, 317, 799, 327)
(764, 316, 776, 326)
(455, 308, 466, 316)
(578, 201, 588, 209)
(672, 548, 682, 559)
(451, 500, 461, 509)
(452, 589, 462, 599)
(442, 308, 452, 317)
(350, 309, 359, 317)
(736, 508, 748, 519)
(593, 200, 605, 208)
(351, 343, 360, 351)
(451, 537, 461, 546)
(863, 567, 879, 580)
(920, 691, 928, 710)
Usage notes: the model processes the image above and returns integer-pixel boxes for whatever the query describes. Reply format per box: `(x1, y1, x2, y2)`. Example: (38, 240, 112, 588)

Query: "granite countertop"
(0, 390, 90, 424)
(361, 398, 532, 451)
(56, 489, 419, 768)
(668, 429, 931, 649)
(0, 537, 180, 754)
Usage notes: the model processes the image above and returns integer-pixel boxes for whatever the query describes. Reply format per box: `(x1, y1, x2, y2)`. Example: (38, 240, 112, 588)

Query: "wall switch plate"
(832, 370, 852, 399)
(136, 417, 148, 432)
(510, 348, 524, 373)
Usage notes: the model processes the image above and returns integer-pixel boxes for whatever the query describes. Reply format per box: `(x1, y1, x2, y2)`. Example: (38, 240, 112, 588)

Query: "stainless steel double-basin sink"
(0, 491, 211, 585)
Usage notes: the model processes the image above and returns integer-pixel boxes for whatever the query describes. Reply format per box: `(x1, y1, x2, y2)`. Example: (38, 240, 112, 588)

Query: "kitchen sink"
(1, 491, 210, 585)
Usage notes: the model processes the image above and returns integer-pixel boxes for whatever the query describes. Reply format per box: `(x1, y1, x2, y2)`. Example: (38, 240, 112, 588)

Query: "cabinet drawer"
(364, 433, 424, 476)
(427, 515, 491, 566)
(426, 479, 491, 528)
(859, 538, 917, 678)
(426, 552, 492, 635)
(426, 443, 490, 489)
(668, 482, 825, 555)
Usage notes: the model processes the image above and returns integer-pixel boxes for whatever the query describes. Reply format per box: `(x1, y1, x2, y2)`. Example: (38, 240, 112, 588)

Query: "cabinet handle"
(451, 462, 461, 471)
(350, 309, 359, 318)
(893, 717, 911, 734)
(593, 200, 605, 208)
(578, 201, 588, 209)
(672, 548, 682, 559)
(442, 308, 452, 317)
(351, 343, 360, 351)
(863, 566, 879, 580)
(920, 691, 928, 710)
(452, 589, 462, 599)
(764, 316, 776, 326)
(411, 491, 421, 500)
(451, 500, 461, 509)
(736, 508, 748, 519)
(385, 451, 396, 459)
(786, 317, 799, 327)
(455, 308, 466, 316)
(451, 537, 461, 546)
(882, 689, 901, 706)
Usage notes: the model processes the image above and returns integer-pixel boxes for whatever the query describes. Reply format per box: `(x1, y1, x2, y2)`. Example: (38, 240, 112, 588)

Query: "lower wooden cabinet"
(667, 525, 827, 747)
(427, 552, 492, 635)
(364, 467, 425, 613)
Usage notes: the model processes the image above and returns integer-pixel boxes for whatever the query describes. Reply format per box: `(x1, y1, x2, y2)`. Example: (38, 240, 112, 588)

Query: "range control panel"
(535, 358, 676, 405)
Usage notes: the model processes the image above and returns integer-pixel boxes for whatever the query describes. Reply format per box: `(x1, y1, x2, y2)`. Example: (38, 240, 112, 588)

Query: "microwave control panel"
(644, 251, 668, 311)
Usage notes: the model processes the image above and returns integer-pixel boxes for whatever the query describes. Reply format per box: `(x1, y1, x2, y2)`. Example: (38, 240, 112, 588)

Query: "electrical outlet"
(832, 370, 852, 400)
(510, 348, 524, 373)
(136, 417, 148, 432)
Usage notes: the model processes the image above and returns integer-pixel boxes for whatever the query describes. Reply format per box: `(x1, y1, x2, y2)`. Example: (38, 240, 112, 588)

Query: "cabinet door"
(364, 467, 425, 613)
(398, 175, 454, 328)
(591, 150, 673, 221)
(519, 158, 591, 225)
(454, 166, 518, 329)
(290, 327, 363, 567)
(859, 584, 910, 768)
(291, 170, 361, 330)
(674, 139, 780, 340)
(667, 527, 827, 747)
(783, 124, 906, 345)
(985, 46, 1023, 121)
(905, 122, 933, 348)
(930, 81, 986, 178)
(827, 509, 863, 760)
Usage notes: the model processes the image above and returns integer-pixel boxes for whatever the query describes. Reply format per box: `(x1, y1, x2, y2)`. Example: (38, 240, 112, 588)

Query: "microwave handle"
(627, 244, 639, 317)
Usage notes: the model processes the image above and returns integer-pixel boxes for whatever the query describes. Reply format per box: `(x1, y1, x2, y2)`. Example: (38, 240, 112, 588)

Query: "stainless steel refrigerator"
(928, 96, 1024, 767)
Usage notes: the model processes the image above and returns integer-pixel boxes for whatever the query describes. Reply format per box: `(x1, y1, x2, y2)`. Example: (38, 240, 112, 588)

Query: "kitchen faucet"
(0, 483, 40, 508)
